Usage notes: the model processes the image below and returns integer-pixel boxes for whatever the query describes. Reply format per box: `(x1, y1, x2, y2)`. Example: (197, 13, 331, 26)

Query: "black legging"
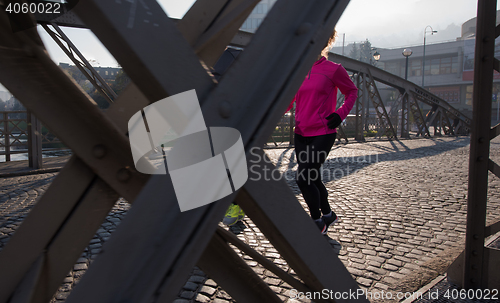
(295, 133, 336, 220)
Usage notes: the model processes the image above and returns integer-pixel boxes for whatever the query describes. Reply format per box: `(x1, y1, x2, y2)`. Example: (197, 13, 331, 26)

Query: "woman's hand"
(326, 112, 342, 129)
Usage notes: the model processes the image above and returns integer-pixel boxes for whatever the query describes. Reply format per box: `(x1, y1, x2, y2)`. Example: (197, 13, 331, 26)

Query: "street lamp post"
(421, 25, 437, 87)
(402, 48, 412, 138)
(403, 48, 413, 80)
(364, 50, 381, 131)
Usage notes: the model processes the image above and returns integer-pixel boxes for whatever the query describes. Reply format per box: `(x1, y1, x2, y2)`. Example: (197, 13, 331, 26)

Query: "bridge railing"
(0, 110, 66, 166)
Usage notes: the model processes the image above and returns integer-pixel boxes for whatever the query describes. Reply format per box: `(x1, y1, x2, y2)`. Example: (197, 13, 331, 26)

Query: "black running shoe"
(322, 211, 339, 233)
(314, 218, 327, 234)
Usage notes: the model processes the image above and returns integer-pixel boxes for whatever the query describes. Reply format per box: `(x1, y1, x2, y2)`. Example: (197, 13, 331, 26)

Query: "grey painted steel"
(0, 0, 367, 301)
(0, 156, 96, 303)
(354, 74, 365, 141)
(400, 93, 410, 138)
(10, 177, 119, 303)
(37, 10, 86, 28)
(176, 0, 229, 48)
(2, 112, 10, 161)
(41, 23, 117, 103)
(0, 27, 149, 303)
(27, 111, 42, 169)
(329, 53, 471, 135)
(364, 68, 396, 138)
(462, 0, 497, 289)
(237, 151, 366, 302)
(191, 0, 259, 67)
(197, 230, 283, 303)
(0, 13, 149, 202)
(408, 91, 431, 137)
(215, 226, 312, 294)
(68, 0, 362, 302)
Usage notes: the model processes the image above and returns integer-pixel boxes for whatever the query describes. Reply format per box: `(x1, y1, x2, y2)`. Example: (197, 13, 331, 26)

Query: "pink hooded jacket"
(286, 57, 358, 137)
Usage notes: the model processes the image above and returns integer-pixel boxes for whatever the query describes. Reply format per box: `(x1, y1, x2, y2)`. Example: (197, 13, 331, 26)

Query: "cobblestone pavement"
(1, 136, 500, 302)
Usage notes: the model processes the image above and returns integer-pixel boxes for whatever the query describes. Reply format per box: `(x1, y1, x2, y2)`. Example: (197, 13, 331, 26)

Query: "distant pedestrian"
(285, 29, 358, 234)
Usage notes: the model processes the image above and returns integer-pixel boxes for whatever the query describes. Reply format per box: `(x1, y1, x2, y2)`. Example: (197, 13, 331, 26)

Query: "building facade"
(331, 12, 500, 120)
(240, 0, 277, 33)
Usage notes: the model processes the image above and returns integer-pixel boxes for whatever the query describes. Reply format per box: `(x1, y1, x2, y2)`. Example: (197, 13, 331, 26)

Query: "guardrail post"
(289, 106, 294, 146)
(4, 112, 10, 162)
(27, 110, 43, 169)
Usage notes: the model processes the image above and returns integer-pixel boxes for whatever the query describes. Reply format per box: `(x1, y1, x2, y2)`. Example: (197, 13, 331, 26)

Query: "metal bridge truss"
(41, 22, 118, 104)
(447, 0, 500, 290)
(0, 1, 369, 303)
(329, 53, 471, 142)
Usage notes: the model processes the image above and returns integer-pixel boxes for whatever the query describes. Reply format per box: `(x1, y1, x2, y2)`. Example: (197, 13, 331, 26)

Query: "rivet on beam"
(92, 144, 107, 159)
(22, 44, 35, 57)
(295, 23, 312, 36)
(477, 156, 484, 162)
(472, 250, 478, 256)
(116, 168, 131, 182)
(218, 100, 232, 118)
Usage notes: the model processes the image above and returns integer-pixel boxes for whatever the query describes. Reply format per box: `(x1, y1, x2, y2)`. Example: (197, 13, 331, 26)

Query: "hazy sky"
(0, 0, 485, 93)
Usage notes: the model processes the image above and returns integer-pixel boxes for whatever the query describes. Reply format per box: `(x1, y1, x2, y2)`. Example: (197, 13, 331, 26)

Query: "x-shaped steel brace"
(0, 0, 366, 302)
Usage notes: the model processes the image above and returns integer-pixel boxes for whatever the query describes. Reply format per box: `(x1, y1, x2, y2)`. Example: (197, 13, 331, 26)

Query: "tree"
(87, 69, 131, 109)
(359, 39, 373, 64)
(112, 70, 130, 96)
(348, 42, 360, 61)
(348, 39, 376, 65)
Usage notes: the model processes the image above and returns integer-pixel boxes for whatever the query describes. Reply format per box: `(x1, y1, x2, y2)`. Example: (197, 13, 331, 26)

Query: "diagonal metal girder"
(62, 0, 363, 302)
(0, 0, 368, 302)
(0, 0, 254, 301)
(364, 68, 396, 139)
(41, 22, 118, 104)
(329, 53, 471, 132)
(354, 73, 365, 141)
(408, 91, 431, 137)
(462, 0, 497, 288)
(0, 10, 152, 303)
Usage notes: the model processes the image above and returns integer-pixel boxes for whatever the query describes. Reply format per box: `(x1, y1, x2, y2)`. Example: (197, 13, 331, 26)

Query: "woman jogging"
(286, 29, 358, 234)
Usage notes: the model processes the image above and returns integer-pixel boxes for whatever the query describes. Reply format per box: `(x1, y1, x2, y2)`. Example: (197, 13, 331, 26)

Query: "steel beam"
(400, 92, 410, 138)
(215, 226, 311, 294)
(41, 22, 117, 104)
(490, 123, 500, 140)
(236, 151, 367, 302)
(178, 0, 259, 66)
(354, 74, 365, 141)
(0, 22, 151, 300)
(365, 68, 396, 139)
(0, 0, 363, 301)
(408, 92, 431, 137)
(0, 1, 255, 298)
(0, 85, 150, 303)
(26, 111, 42, 169)
(463, 0, 496, 289)
(329, 53, 471, 130)
(63, 0, 358, 302)
(197, 229, 282, 303)
(0, 12, 149, 202)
